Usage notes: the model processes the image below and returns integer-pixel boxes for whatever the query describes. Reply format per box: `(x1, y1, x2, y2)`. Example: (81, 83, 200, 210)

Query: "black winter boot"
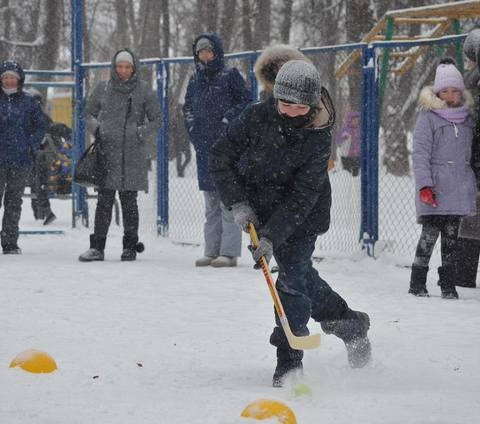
(2, 243, 22, 254)
(408, 265, 429, 297)
(321, 309, 371, 368)
(78, 234, 106, 262)
(121, 235, 145, 261)
(272, 348, 304, 388)
(438, 266, 459, 299)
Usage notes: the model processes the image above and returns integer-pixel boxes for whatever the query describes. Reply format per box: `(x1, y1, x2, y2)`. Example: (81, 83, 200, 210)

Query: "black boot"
(121, 235, 145, 261)
(272, 348, 304, 388)
(79, 234, 106, 262)
(2, 243, 21, 254)
(438, 266, 459, 299)
(408, 265, 429, 297)
(321, 309, 371, 368)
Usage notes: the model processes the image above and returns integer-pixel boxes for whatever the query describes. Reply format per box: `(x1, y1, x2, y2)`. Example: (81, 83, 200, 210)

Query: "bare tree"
(241, 0, 252, 49)
(280, 0, 293, 44)
(138, 0, 161, 58)
(37, 0, 62, 70)
(160, 0, 170, 58)
(219, 0, 237, 51)
(252, 0, 271, 50)
(113, 0, 129, 48)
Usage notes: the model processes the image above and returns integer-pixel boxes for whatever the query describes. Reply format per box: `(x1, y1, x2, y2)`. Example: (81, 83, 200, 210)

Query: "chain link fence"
(375, 36, 466, 259)
(161, 46, 364, 256)
(70, 35, 471, 260)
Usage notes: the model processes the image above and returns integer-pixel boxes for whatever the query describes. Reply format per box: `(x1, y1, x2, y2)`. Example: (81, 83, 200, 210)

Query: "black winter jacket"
(209, 95, 334, 248)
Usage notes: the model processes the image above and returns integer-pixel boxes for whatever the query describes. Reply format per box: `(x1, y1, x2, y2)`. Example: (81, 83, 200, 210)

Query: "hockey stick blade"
(282, 319, 321, 350)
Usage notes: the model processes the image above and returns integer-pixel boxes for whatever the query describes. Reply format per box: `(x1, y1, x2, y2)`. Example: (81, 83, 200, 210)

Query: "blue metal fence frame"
(68, 0, 468, 255)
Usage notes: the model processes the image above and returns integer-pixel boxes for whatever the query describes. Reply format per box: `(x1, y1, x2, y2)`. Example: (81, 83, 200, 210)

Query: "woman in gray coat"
(409, 58, 476, 299)
(79, 49, 161, 262)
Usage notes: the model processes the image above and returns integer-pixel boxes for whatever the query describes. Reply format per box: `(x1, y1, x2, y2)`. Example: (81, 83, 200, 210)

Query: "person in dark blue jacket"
(0, 60, 49, 254)
(209, 59, 371, 387)
(183, 32, 251, 268)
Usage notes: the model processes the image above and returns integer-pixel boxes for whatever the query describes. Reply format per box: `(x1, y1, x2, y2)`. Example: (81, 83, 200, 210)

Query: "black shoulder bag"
(73, 136, 107, 188)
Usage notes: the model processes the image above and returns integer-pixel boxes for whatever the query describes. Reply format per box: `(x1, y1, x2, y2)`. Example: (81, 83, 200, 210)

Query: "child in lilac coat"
(409, 58, 476, 299)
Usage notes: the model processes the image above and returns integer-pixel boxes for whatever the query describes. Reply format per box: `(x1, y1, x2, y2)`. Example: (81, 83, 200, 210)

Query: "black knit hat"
(273, 60, 322, 106)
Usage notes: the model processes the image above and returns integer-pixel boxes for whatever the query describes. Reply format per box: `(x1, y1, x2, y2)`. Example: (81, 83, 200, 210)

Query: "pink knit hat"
(433, 63, 465, 93)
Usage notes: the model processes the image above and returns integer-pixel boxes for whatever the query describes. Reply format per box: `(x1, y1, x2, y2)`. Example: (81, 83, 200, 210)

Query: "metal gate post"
(156, 60, 169, 236)
(361, 44, 379, 256)
(71, 0, 87, 228)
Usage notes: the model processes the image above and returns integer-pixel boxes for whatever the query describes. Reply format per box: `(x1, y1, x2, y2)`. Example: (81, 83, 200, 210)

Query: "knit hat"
(195, 37, 214, 53)
(115, 50, 134, 65)
(464, 28, 480, 62)
(273, 60, 322, 106)
(1, 69, 21, 80)
(433, 61, 465, 93)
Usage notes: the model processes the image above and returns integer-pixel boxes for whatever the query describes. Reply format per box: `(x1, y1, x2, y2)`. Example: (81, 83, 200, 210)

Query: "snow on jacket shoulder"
(413, 86, 476, 222)
(0, 90, 49, 167)
(85, 49, 161, 192)
(182, 32, 252, 191)
(209, 97, 333, 248)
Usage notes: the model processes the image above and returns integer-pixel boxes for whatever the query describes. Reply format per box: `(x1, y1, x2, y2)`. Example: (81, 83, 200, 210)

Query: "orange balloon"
(241, 399, 297, 423)
(9, 349, 57, 373)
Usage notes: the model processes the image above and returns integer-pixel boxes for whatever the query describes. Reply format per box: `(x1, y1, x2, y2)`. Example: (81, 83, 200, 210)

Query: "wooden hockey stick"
(248, 223, 320, 350)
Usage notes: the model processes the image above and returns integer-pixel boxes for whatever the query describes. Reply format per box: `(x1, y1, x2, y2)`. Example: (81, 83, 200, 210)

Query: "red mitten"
(419, 187, 438, 207)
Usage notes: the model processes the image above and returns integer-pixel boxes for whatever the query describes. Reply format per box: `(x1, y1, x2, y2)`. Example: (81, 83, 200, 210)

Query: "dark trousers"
(455, 237, 480, 287)
(31, 151, 52, 219)
(413, 215, 460, 268)
(0, 166, 30, 247)
(94, 189, 139, 239)
(269, 235, 348, 350)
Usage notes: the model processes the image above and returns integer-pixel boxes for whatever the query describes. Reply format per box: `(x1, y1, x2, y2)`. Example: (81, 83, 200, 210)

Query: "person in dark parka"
(0, 60, 49, 253)
(183, 32, 251, 268)
(79, 48, 161, 262)
(454, 28, 480, 288)
(209, 59, 371, 387)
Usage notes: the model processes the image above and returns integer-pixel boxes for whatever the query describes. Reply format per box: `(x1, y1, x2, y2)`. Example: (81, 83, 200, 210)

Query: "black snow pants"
(93, 188, 139, 239)
(413, 215, 460, 269)
(269, 235, 349, 351)
(0, 166, 30, 248)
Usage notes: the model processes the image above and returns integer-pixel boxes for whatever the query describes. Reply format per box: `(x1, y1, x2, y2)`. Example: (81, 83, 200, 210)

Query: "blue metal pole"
(361, 45, 378, 256)
(156, 61, 169, 236)
(370, 56, 379, 250)
(71, 0, 87, 228)
(360, 45, 369, 248)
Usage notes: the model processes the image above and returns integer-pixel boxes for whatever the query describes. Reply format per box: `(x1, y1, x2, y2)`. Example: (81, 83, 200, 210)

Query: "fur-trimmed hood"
(418, 85, 474, 111)
(254, 45, 310, 95)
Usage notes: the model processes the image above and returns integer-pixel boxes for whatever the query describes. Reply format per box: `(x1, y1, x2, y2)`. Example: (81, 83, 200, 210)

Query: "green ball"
(292, 383, 312, 397)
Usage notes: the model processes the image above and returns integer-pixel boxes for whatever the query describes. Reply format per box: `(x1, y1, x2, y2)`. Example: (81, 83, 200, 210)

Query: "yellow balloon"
(241, 399, 297, 424)
(9, 349, 58, 373)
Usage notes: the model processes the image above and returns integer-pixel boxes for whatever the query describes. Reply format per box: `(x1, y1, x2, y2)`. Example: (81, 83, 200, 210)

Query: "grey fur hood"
(254, 45, 310, 95)
(418, 85, 474, 111)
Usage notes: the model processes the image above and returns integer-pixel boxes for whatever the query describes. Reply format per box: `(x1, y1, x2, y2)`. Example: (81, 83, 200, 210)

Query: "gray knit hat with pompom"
(273, 60, 322, 106)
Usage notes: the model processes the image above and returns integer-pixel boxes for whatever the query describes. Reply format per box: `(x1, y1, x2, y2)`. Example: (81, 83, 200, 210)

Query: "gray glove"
(230, 201, 259, 232)
(252, 237, 273, 265)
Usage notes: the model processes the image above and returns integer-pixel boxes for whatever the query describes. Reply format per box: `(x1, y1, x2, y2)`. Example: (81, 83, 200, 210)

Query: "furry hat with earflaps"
(254, 45, 311, 95)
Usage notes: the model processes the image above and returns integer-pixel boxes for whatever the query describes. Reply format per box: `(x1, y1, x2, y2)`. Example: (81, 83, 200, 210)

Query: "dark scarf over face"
(278, 103, 319, 130)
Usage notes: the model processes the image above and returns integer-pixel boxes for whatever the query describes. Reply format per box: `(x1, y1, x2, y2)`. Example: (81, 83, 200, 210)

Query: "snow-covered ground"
(1, 199, 480, 424)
